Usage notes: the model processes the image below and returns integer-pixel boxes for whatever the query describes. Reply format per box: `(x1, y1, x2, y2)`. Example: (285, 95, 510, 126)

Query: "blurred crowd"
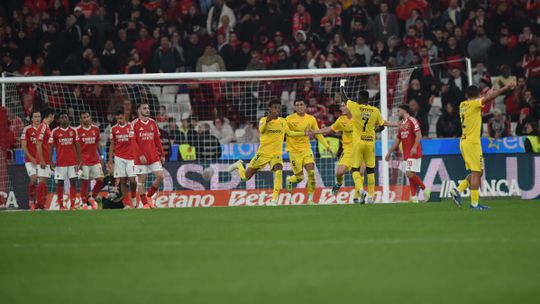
(0, 0, 540, 150)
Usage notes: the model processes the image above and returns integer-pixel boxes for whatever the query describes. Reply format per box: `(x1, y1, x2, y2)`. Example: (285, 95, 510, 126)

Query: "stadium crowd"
(0, 0, 540, 151)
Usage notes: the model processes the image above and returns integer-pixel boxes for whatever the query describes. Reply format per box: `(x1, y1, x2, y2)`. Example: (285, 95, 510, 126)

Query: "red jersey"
(36, 122, 51, 164)
(21, 125, 39, 163)
(75, 1, 99, 18)
(132, 118, 165, 165)
(77, 125, 101, 166)
(49, 127, 79, 167)
(110, 123, 135, 160)
(397, 116, 422, 159)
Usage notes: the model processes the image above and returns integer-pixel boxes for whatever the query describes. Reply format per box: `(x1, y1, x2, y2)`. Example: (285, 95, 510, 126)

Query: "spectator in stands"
(516, 108, 533, 136)
(88, 57, 107, 75)
(167, 117, 183, 143)
(179, 117, 197, 144)
(408, 78, 433, 113)
(372, 2, 399, 42)
(467, 26, 492, 65)
(472, 62, 490, 86)
(436, 102, 461, 138)
(19, 55, 42, 76)
(125, 48, 146, 74)
(396, 45, 413, 66)
(196, 45, 225, 72)
(235, 120, 259, 143)
(100, 40, 119, 74)
(134, 27, 156, 70)
(75, 0, 99, 18)
(408, 98, 429, 136)
(292, 2, 311, 34)
(524, 122, 540, 153)
(447, 68, 468, 108)
(211, 118, 235, 144)
(152, 36, 183, 73)
(271, 50, 293, 70)
(245, 50, 265, 70)
(159, 127, 172, 161)
(194, 122, 222, 160)
(1, 52, 19, 74)
(371, 41, 389, 66)
(206, 0, 236, 37)
(353, 36, 370, 66)
(520, 90, 540, 122)
(488, 109, 511, 138)
(156, 106, 168, 123)
(442, 0, 465, 27)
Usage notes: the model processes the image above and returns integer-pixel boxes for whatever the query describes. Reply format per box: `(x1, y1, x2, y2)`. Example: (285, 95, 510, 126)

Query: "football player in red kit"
(385, 104, 431, 203)
(132, 102, 165, 209)
(108, 110, 137, 208)
(21, 111, 42, 210)
(49, 112, 81, 210)
(35, 108, 56, 209)
(76, 111, 104, 210)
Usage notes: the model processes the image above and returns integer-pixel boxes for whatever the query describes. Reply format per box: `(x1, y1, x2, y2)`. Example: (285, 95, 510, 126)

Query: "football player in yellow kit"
(228, 99, 308, 206)
(341, 80, 398, 204)
(451, 81, 516, 210)
(285, 99, 333, 205)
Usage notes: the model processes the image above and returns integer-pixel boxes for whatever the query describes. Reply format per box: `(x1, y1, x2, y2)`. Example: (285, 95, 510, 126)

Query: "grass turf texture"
(1, 199, 539, 304)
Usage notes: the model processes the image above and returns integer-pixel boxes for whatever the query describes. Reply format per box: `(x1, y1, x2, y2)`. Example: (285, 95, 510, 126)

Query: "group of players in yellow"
(229, 78, 516, 209)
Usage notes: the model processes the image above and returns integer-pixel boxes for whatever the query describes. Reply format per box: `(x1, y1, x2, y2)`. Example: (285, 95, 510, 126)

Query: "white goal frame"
(0, 67, 391, 203)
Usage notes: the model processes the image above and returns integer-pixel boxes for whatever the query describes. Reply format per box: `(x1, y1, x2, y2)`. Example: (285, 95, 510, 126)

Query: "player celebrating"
(77, 111, 104, 210)
(108, 110, 137, 208)
(451, 82, 516, 210)
(310, 102, 368, 203)
(285, 99, 332, 205)
(49, 112, 81, 210)
(132, 102, 165, 209)
(21, 110, 42, 210)
(342, 81, 397, 204)
(229, 99, 308, 206)
(385, 104, 430, 203)
(35, 108, 55, 210)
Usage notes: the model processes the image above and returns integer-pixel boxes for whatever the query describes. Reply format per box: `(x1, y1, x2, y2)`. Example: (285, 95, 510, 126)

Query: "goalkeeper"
(229, 99, 308, 206)
(341, 79, 398, 203)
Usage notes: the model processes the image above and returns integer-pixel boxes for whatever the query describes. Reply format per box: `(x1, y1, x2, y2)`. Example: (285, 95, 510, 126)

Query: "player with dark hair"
(21, 110, 42, 210)
(108, 110, 137, 208)
(35, 108, 56, 209)
(341, 80, 397, 203)
(229, 100, 309, 206)
(76, 111, 104, 210)
(451, 82, 516, 210)
(49, 112, 81, 210)
(285, 99, 332, 205)
(132, 102, 165, 209)
(385, 104, 430, 203)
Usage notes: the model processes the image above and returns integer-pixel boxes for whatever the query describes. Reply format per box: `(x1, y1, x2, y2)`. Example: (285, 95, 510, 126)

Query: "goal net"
(1, 66, 440, 208)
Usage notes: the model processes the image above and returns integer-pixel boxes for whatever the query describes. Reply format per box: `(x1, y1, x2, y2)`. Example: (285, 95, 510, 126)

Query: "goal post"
(1, 66, 404, 206)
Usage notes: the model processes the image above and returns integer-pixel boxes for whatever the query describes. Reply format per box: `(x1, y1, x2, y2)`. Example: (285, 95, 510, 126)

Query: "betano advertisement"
(4, 154, 540, 209)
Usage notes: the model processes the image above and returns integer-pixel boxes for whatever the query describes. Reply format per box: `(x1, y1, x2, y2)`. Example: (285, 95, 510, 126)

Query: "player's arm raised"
(482, 81, 516, 105)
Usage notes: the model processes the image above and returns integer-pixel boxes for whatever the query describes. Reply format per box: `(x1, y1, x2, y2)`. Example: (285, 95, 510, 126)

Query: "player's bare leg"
(56, 180, 65, 210)
(304, 163, 316, 205)
(137, 173, 149, 208)
(332, 165, 348, 195)
(468, 171, 487, 209)
(270, 164, 283, 206)
(69, 177, 78, 210)
(129, 177, 138, 208)
(87, 177, 104, 210)
(406, 171, 430, 203)
(145, 170, 163, 208)
(28, 174, 37, 210)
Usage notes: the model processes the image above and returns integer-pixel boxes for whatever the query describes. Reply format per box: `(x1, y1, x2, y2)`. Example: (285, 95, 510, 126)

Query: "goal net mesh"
(2, 68, 419, 207)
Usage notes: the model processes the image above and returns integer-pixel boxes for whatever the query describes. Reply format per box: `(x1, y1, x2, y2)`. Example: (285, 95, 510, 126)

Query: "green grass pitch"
(1, 199, 539, 304)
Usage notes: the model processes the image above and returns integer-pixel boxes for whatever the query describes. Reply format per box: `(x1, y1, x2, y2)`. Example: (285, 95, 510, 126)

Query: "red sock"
(29, 183, 36, 202)
(131, 186, 137, 199)
(140, 193, 148, 204)
(91, 180, 104, 198)
(147, 185, 158, 197)
(80, 180, 89, 203)
(409, 177, 417, 196)
(37, 182, 47, 208)
(70, 187, 77, 207)
(412, 175, 426, 190)
(56, 184, 64, 208)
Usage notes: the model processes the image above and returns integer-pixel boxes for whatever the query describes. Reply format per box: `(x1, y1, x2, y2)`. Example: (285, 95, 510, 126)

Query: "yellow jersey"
(285, 113, 329, 153)
(258, 116, 304, 156)
(459, 98, 483, 144)
(331, 115, 353, 150)
(346, 100, 384, 143)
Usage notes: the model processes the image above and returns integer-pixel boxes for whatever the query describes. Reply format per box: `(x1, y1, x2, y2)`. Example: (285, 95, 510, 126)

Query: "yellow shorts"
(248, 153, 283, 170)
(338, 147, 354, 169)
(353, 140, 375, 168)
(459, 141, 484, 172)
(289, 150, 315, 175)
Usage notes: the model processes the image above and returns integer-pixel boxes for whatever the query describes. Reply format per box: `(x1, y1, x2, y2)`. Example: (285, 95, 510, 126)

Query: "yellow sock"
(457, 179, 469, 193)
(352, 171, 363, 198)
(471, 189, 479, 207)
(307, 170, 315, 195)
(367, 173, 375, 197)
(272, 170, 282, 201)
(238, 162, 247, 181)
(287, 174, 304, 184)
(336, 174, 344, 185)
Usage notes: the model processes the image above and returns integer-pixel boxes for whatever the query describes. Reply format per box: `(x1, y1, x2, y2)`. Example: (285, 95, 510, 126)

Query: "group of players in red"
(21, 102, 165, 210)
